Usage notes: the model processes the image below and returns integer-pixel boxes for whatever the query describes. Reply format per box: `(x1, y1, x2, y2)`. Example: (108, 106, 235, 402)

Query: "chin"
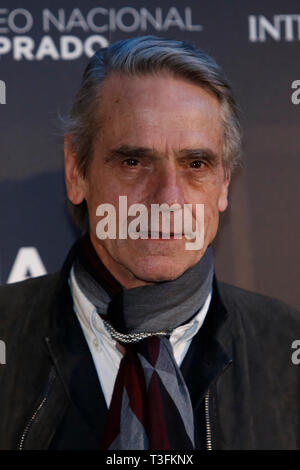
(128, 255, 195, 283)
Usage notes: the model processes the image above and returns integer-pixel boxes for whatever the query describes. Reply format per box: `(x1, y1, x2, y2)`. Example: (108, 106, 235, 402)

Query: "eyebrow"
(104, 146, 154, 163)
(177, 148, 220, 166)
(104, 145, 220, 165)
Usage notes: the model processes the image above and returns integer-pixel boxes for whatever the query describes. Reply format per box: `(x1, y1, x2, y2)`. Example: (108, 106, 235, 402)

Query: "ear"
(218, 169, 231, 212)
(64, 134, 86, 205)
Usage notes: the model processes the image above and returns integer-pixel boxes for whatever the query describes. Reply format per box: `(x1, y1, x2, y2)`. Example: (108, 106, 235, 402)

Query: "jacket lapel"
(45, 245, 108, 448)
(180, 278, 233, 410)
(21, 242, 108, 449)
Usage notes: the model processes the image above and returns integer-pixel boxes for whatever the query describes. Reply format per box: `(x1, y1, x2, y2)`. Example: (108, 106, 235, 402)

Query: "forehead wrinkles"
(94, 73, 223, 149)
(101, 73, 220, 113)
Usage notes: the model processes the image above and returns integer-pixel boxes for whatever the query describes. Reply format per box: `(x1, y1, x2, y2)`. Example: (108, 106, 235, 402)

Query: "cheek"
(85, 170, 115, 207)
(204, 201, 219, 225)
(201, 188, 223, 234)
(203, 173, 228, 211)
(203, 205, 220, 245)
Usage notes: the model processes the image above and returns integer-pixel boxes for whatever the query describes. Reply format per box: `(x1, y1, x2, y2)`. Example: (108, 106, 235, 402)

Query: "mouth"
(138, 231, 183, 240)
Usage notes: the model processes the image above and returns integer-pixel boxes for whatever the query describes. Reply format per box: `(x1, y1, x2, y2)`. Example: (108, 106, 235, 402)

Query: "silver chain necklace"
(102, 319, 171, 344)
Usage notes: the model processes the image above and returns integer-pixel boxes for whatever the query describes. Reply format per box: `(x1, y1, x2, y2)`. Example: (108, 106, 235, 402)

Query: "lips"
(139, 231, 183, 239)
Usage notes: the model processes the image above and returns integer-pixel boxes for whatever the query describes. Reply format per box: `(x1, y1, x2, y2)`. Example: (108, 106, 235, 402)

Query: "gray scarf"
(73, 245, 214, 335)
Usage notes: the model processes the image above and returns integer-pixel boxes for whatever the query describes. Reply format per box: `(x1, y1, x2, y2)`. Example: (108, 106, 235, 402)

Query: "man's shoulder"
(0, 273, 61, 328)
(217, 280, 300, 331)
(0, 272, 60, 299)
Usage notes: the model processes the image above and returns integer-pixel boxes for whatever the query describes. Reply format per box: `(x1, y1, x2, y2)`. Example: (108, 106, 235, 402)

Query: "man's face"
(65, 73, 230, 287)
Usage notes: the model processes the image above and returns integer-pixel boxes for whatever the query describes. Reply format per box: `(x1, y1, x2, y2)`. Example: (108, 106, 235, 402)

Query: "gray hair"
(63, 35, 242, 231)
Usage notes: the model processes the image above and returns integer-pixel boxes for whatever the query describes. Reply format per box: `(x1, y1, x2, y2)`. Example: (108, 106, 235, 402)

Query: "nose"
(150, 162, 185, 208)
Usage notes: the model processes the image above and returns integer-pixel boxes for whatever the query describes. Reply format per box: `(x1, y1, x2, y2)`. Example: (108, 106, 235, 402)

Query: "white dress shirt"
(69, 266, 212, 408)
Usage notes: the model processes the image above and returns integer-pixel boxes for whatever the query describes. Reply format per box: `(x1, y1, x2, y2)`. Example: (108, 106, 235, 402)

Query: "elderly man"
(0, 36, 299, 451)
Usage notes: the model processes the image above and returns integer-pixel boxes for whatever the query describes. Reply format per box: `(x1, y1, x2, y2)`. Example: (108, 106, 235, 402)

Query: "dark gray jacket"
(0, 245, 300, 450)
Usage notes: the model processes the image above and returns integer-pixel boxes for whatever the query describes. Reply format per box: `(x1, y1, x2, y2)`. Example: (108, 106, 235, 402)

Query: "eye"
(190, 160, 205, 169)
(122, 158, 140, 167)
